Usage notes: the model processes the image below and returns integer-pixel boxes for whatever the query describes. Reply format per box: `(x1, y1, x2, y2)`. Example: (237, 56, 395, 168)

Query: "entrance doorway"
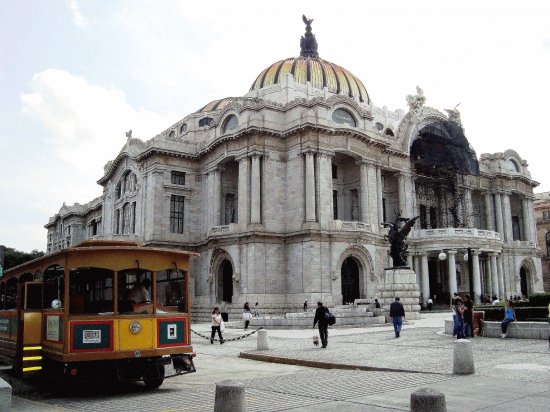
(519, 266, 528, 298)
(341, 257, 360, 304)
(218, 260, 233, 303)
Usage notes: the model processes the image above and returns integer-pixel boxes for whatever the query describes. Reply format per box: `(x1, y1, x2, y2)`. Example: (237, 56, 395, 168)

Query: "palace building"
(45, 18, 543, 314)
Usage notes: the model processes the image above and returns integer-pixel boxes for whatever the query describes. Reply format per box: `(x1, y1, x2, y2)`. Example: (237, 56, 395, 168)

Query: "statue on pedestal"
(383, 214, 420, 267)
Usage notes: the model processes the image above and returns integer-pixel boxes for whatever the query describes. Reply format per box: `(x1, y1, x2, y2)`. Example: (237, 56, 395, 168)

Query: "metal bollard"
(453, 338, 475, 374)
(410, 388, 447, 412)
(214, 380, 246, 412)
(257, 329, 269, 350)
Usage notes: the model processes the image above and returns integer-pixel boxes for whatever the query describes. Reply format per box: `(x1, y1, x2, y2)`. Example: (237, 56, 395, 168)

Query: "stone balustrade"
(330, 220, 371, 232)
(209, 223, 238, 236)
(413, 228, 501, 240)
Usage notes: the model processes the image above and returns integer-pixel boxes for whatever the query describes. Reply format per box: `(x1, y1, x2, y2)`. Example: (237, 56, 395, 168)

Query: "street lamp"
(438, 250, 447, 261)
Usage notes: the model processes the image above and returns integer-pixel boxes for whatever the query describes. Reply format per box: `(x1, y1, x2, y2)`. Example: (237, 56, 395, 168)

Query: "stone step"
(225, 315, 386, 329)
(285, 311, 374, 318)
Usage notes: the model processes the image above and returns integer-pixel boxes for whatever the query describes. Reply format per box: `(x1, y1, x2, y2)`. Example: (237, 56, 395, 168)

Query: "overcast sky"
(1, 0, 549, 252)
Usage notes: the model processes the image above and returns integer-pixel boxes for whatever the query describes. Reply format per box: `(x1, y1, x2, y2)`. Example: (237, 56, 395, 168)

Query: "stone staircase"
(224, 303, 386, 329)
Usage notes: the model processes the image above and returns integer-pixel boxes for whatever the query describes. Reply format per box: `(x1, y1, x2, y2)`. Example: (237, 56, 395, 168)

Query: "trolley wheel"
(143, 364, 165, 389)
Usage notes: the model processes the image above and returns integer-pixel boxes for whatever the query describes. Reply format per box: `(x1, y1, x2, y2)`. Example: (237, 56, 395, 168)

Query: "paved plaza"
(11, 313, 550, 411)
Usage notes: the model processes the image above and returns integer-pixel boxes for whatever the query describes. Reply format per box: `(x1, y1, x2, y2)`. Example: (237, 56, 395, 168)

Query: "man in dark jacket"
(389, 297, 405, 338)
(313, 301, 329, 348)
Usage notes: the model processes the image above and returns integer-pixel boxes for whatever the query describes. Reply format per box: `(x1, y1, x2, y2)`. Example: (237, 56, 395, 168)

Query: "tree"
(3, 248, 45, 270)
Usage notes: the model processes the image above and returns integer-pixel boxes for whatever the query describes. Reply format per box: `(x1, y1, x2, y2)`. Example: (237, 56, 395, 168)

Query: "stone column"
(464, 189, 474, 228)
(522, 198, 532, 241)
(421, 253, 430, 304)
(213, 168, 222, 226)
(367, 163, 379, 231)
(360, 162, 369, 224)
(494, 193, 504, 239)
(497, 254, 505, 299)
(398, 173, 406, 215)
(484, 192, 494, 231)
(502, 192, 513, 242)
(318, 152, 334, 227)
(447, 250, 458, 299)
(407, 253, 413, 269)
(376, 166, 384, 224)
(490, 253, 499, 298)
(485, 259, 492, 297)
(250, 154, 261, 224)
(304, 152, 316, 222)
(471, 250, 481, 304)
(237, 156, 249, 226)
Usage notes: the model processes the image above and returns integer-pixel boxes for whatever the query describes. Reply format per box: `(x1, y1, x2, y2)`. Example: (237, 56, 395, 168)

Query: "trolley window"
(5, 278, 17, 310)
(0, 282, 5, 310)
(25, 282, 42, 310)
(117, 269, 152, 314)
(69, 268, 114, 314)
(156, 269, 187, 313)
(43, 265, 64, 310)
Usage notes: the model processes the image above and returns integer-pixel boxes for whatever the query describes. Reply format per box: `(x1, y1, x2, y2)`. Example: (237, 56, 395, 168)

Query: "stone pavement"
(11, 312, 550, 411)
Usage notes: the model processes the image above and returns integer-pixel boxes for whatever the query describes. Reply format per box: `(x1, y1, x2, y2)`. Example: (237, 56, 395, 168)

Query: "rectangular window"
(429, 207, 437, 229)
(333, 190, 338, 219)
(350, 189, 359, 221)
(115, 210, 120, 234)
(69, 268, 114, 314)
(170, 195, 185, 233)
(156, 269, 187, 312)
(171, 171, 186, 185)
(382, 198, 387, 223)
(544, 211, 550, 220)
(122, 203, 130, 234)
(332, 165, 338, 179)
(419, 205, 427, 229)
(131, 202, 136, 234)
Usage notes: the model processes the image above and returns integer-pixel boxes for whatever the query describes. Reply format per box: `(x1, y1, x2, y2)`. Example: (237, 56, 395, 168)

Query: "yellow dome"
(250, 56, 370, 104)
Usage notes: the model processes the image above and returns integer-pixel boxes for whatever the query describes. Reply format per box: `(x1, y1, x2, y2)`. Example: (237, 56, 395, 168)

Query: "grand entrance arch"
(519, 266, 528, 297)
(341, 257, 360, 304)
(218, 259, 233, 303)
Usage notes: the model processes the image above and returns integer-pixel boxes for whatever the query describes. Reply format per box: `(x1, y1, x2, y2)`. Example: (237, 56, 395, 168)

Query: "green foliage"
(3, 248, 45, 270)
(527, 292, 550, 307)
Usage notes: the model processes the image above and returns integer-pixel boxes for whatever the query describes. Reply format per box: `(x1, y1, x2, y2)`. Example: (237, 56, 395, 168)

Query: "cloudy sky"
(1, 0, 549, 252)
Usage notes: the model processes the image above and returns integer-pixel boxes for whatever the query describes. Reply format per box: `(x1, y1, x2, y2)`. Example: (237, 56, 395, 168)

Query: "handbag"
(220, 320, 225, 332)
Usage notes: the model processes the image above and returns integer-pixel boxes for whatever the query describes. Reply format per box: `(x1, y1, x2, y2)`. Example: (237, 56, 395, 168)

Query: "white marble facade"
(45, 22, 543, 312)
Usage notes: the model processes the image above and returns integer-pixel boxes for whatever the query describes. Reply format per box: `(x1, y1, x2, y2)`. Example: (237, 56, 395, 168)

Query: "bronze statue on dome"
(300, 15, 319, 58)
(383, 213, 420, 268)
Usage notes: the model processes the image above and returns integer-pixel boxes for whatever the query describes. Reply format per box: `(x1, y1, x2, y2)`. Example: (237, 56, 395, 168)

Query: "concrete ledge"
(444, 319, 550, 339)
(0, 376, 12, 410)
(239, 351, 442, 374)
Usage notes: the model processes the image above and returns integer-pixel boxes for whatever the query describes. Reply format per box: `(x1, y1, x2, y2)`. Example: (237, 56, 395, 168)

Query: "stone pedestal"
(257, 329, 269, 350)
(377, 268, 421, 320)
(410, 388, 447, 412)
(214, 380, 247, 412)
(453, 339, 474, 374)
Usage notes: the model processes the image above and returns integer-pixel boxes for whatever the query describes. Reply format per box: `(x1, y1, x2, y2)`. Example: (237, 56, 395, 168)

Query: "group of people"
(210, 301, 262, 344)
(450, 294, 475, 339)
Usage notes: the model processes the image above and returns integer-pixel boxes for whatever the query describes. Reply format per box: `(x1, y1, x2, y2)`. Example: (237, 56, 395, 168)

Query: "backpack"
(324, 311, 336, 326)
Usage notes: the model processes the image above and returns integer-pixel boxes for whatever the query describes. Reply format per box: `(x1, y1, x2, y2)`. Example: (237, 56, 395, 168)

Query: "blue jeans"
(452, 314, 459, 336)
(393, 317, 402, 335)
(501, 318, 514, 334)
(456, 316, 464, 339)
(464, 318, 474, 338)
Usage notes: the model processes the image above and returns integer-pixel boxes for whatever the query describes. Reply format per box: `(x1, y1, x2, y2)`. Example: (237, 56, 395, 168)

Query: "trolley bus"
(0, 240, 197, 388)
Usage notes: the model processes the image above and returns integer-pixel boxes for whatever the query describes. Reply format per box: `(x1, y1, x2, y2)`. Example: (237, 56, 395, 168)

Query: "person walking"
(210, 307, 224, 344)
(547, 302, 550, 349)
(501, 300, 516, 338)
(253, 302, 261, 317)
(313, 301, 329, 348)
(303, 300, 308, 312)
(243, 302, 252, 330)
(463, 294, 474, 338)
(389, 297, 405, 338)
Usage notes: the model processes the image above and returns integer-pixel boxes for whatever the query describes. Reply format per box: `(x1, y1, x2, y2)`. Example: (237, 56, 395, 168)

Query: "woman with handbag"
(243, 302, 252, 330)
(211, 307, 224, 344)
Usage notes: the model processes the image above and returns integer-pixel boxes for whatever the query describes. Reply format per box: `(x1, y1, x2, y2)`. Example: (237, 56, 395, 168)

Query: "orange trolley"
(0, 240, 197, 388)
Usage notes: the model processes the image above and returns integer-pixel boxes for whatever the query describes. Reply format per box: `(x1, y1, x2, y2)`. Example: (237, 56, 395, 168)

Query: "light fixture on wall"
(463, 252, 469, 261)
(438, 250, 447, 261)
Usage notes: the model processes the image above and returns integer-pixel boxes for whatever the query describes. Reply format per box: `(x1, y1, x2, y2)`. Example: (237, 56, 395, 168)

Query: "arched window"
(168, 130, 175, 138)
(332, 109, 356, 127)
(179, 123, 187, 134)
(221, 115, 238, 133)
(374, 122, 384, 131)
(384, 128, 394, 136)
(198, 117, 213, 127)
(506, 159, 520, 172)
(546, 232, 550, 257)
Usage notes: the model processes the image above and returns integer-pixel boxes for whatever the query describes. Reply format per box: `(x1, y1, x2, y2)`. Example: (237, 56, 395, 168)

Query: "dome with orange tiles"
(250, 16, 370, 104)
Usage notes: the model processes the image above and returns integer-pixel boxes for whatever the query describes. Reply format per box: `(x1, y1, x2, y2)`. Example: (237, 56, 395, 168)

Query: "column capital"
(471, 250, 481, 256)
(489, 252, 498, 257)
(446, 249, 457, 256)
(203, 164, 224, 175)
(317, 149, 334, 158)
